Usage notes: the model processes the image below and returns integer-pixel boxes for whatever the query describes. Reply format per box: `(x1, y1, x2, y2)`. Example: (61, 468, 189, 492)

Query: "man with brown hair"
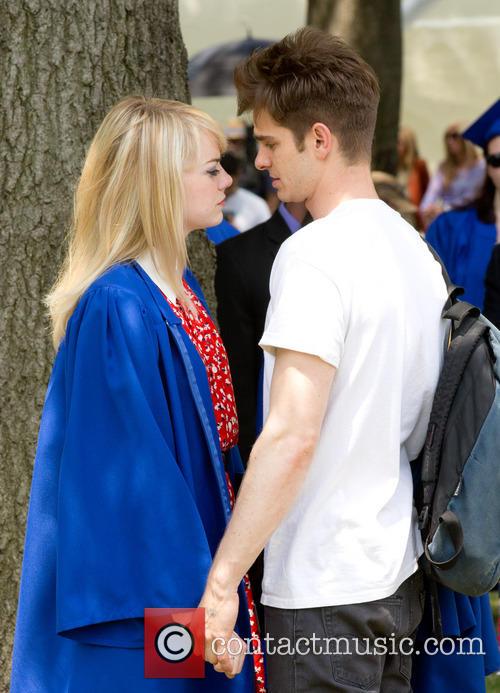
(201, 28, 447, 691)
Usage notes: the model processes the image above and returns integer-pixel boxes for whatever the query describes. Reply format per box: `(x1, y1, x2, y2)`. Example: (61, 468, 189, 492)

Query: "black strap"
(425, 242, 464, 310)
(443, 301, 480, 325)
(419, 556, 444, 638)
(424, 510, 464, 569)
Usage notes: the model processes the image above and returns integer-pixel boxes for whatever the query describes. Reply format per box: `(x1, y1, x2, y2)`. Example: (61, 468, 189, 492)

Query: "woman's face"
(183, 132, 232, 233)
(486, 135, 500, 192)
(444, 128, 464, 158)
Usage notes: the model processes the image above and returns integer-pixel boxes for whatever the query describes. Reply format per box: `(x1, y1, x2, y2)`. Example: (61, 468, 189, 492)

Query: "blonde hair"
(47, 97, 225, 347)
(441, 122, 479, 188)
(398, 127, 420, 171)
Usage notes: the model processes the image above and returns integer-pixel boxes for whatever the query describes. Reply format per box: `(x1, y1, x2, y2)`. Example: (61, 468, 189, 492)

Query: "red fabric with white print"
(165, 280, 239, 452)
(163, 282, 266, 693)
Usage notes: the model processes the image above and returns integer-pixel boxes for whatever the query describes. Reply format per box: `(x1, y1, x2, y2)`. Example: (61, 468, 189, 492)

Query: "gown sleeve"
(55, 286, 212, 647)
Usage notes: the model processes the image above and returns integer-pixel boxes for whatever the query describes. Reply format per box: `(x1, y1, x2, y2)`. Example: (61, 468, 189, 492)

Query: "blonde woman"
(11, 98, 263, 693)
(397, 127, 430, 209)
(420, 123, 485, 228)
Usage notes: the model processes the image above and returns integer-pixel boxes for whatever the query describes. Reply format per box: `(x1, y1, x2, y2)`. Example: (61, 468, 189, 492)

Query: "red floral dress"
(164, 281, 266, 693)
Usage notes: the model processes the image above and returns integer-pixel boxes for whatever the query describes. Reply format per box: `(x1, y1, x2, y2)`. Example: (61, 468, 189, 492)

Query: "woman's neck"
(136, 250, 176, 301)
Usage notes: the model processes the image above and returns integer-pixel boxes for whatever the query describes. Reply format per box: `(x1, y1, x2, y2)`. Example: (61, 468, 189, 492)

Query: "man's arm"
(200, 347, 336, 672)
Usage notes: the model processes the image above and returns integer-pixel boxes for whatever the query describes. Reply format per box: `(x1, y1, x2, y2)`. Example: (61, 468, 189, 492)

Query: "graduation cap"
(462, 99, 500, 149)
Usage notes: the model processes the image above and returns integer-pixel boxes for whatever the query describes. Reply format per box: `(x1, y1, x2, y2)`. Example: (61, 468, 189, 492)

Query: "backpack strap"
(424, 509, 464, 569)
(443, 301, 480, 325)
(425, 242, 464, 310)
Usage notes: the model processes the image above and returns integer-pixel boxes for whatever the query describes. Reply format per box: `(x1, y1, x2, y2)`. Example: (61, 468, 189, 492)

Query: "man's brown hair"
(234, 28, 380, 163)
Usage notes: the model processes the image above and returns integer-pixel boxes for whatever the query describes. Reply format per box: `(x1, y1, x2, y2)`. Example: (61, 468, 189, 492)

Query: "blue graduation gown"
(425, 207, 496, 310)
(205, 220, 240, 246)
(412, 587, 500, 692)
(11, 263, 255, 692)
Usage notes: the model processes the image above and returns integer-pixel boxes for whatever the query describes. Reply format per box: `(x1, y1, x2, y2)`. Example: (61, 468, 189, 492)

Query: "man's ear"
(309, 122, 334, 160)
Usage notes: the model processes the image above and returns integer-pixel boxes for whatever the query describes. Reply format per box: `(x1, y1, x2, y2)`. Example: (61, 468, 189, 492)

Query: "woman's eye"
(207, 168, 220, 177)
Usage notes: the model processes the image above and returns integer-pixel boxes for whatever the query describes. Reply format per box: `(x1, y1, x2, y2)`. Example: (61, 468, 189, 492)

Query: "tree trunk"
(0, 2, 194, 688)
(307, 0, 402, 174)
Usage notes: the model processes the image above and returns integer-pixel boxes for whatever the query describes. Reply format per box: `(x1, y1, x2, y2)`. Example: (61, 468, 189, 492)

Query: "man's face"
(253, 110, 317, 203)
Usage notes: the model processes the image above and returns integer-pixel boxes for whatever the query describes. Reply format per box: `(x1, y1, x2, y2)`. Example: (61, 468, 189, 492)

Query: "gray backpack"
(415, 251, 500, 615)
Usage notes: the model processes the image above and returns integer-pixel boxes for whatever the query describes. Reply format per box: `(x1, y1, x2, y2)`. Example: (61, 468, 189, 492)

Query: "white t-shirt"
(259, 199, 448, 609)
(223, 187, 271, 232)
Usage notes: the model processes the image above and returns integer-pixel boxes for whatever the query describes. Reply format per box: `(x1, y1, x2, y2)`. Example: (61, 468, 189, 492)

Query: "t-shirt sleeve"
(259, 248, 347, 367)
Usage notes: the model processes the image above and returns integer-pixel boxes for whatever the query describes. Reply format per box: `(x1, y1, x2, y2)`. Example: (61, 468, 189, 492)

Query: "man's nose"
(255, 146, 270, 171)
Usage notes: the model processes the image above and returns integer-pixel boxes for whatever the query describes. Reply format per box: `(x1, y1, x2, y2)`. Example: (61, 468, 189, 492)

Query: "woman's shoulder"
(70, 263, 159, 331)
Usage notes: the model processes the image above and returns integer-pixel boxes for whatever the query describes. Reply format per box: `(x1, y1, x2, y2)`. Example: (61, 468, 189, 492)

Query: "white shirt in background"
(223, 187, 271, 232)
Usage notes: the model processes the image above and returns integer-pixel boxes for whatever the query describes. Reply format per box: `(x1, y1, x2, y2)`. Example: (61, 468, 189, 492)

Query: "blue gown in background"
(206, 219, 240, 245)
(425, 207, 496, 310)
(10, 263, 255, 692)
(416, 207, 500, 691)
(412, 587, 500, 692)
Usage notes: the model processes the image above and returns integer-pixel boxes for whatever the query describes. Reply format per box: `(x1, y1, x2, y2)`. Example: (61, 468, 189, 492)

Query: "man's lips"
(217, 198, 225, 206)
(271, 177, 280, 187)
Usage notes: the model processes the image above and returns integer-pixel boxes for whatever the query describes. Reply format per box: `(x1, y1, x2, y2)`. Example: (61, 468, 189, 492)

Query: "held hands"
(199, 587, 246, 678)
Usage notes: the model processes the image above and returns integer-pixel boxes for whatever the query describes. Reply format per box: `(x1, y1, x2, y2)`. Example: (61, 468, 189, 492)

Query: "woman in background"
(420, 123, 485, 228)
(426, 102, 500, 311)
(397, 126, 429, 228)
(10, 97, 263, 693)
(414, 99, 500, 693)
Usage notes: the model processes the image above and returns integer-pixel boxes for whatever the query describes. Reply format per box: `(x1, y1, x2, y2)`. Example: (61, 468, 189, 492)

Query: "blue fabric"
(426, 207, 496, 310)
(412, 588, 500, 692)
(206, 220, 240, 245)
(278, 203, 301, 234)
(11, 263, 254, 692)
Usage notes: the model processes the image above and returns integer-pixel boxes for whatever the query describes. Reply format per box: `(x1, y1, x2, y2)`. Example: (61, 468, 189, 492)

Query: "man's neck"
(306, 163, 378, 220)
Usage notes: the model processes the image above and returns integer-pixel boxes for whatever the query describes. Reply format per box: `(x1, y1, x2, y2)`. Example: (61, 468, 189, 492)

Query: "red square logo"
(144, 607, 205, 679)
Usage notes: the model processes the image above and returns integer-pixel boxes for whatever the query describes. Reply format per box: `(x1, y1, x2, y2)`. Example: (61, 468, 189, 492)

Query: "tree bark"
(0, 2, 193, 689)
(307, 0, 402, 174)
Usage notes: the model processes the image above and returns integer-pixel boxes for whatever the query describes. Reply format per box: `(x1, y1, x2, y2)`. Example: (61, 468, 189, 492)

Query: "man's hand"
(199, 586, 246, 677)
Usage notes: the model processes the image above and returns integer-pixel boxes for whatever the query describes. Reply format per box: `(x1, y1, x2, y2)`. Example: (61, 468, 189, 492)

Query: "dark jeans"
(264, 570, 425, 693)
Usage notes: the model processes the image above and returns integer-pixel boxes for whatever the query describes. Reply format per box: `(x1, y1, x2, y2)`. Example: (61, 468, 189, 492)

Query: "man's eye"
(267, 143, 276, 151)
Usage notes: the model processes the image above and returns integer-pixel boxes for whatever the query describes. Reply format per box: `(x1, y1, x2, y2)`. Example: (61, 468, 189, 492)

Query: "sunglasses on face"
(486, 153, 500, 168)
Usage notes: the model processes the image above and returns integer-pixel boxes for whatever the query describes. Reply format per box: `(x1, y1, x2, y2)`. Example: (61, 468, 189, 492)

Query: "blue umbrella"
(188, 37, 275, 97)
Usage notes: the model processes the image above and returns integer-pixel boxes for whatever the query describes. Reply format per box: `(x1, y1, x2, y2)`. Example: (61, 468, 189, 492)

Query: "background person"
(215, 200, 308, 628)
(413, 98, 500, 693)
(396, 126, 430, 228)
(224, 116, 268, 198)
(221, 151, 271, 231)
(215, 201, 308, 464)
(10, 97, 261, 693)
(420, 123, 485, 228)
(426, 99, 500, 311)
